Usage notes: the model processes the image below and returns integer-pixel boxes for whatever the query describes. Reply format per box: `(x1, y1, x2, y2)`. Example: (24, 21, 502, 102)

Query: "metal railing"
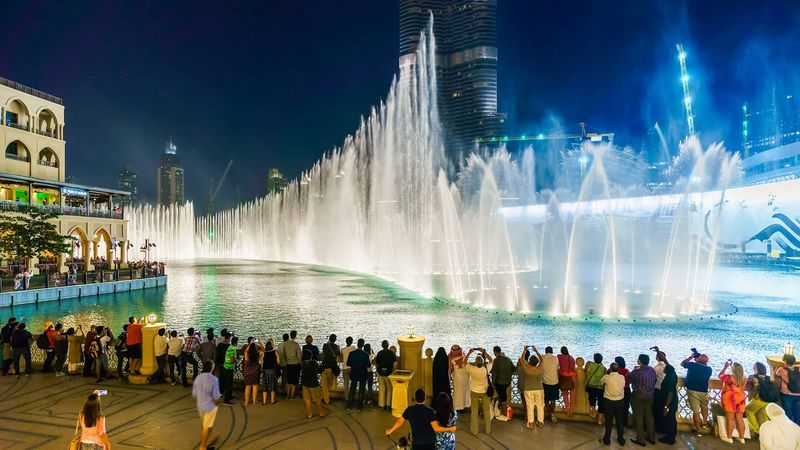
(0, 266, 164, 293)
(36, 129, 58, 139)
(0, 200, 123, 220)
(4, 152, 29, 162)
(6, 122, 30, 132)
(38, 158, 58, 168)
(0, 77, 64, 105)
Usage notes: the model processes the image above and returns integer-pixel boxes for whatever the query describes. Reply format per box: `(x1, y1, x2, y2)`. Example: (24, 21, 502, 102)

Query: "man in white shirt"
(600, 362, 627, 446)
(463, 347, 494, 435)
(537, 346, 560, 423)
(167, 330, 184, 386)
(152, 328, 168, 383)
(340, 336, 356, 397)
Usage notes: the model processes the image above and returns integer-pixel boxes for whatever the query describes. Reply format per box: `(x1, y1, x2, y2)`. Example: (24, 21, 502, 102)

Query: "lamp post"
(784, 342, 795, 358)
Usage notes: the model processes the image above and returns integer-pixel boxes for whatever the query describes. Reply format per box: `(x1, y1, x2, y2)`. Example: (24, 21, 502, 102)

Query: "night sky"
(1, 1, 798, 210)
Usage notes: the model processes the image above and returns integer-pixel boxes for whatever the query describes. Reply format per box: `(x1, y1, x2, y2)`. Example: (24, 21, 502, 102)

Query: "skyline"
(1, 1, 798, 210)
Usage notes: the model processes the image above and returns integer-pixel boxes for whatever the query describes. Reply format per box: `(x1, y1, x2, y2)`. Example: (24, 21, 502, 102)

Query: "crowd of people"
(1, 314, 800, 450)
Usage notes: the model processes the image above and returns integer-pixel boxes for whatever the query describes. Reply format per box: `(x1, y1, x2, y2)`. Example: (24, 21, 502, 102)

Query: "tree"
(0, 207, 74, 268)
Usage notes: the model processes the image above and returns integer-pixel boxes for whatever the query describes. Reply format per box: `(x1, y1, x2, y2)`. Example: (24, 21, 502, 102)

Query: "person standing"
(364, 343, 376, 404)
(584, 353, 606, 424)
(126, 317, 143, 376)
(746, 362, 777, 432)
(199, 329, 216, 364)
(221, 336, 239, 405)
(302, 335, 320, 360)
(448, 345, 470, 412)
(346, 338, 370, 411)
(341, 336, 356, 392)
(114, 325, 128, 378)
(95, 326, 112, 383)
(626, 354, 657, 446)
(651, 348, 668, 434)
(600, 362, 626, 446)
(192, 361, 222, 450)
(433, 347, 451, 400)
(775, 354, 800, 426)
(375, 340, 398, 411)
(53, 323, 68, 376)
(284, 331, 303, 400)
(78, 391, 112, 450)
(82, 325, 98, 378)
(540, 346, 560, 423)
(276, 333, 289, 394)
(557, 346, 577, 417)
(167, 330, 184, 386)
(519, 346, 545, 428)
(261, 340, 280, 405)
(615, 356, 632, 427)
(320, 334, 340, 405)
(759, 403, 800, 449)
(681, 352, 713, 432)
(719, 361, 747, 443)
(463, 347, 494, 435)
(1, 317, 17, 375)
(214, 331, 231, 379)
(490, 346, 514, 420)
(41, 321, 57, 373)
(435, 392, 458, 450)
(301, 349, 327, 419)
(385, 389, 456, 450)
(67, 326, 85, 376)
(152, 328, 168, 383)
(180, 328, 201, 387)
(659, 364, 679, 445)
(242, 340, 262, 406)
(11, 322, 32, 378)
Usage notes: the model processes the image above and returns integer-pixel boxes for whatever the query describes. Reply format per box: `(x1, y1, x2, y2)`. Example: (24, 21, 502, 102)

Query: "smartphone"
(98, 389, 108, 396)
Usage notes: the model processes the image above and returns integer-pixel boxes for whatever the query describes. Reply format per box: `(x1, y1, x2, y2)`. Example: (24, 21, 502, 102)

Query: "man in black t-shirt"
(375, 340, 398, 411)
(385, 389, 456, 450)
(320, 334, 340, 404)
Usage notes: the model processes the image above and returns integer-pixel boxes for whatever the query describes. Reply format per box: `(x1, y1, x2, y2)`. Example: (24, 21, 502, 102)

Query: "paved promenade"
(0, 374, 757, 449)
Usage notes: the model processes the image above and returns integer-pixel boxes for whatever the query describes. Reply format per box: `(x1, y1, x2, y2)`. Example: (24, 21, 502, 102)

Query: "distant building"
(399, 0, 506, 163)
(267, 168, 287, 195)
(118, 167, 138, 206)
(742, 141, 800, 185)
(743, 93, 800, 158)
(157, 140, 184, 206)
(640, 124, 671, 193)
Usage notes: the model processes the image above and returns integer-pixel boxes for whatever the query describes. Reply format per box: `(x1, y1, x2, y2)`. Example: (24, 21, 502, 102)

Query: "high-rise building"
(117, 167, 138, 206)
(399, 0, 506, 163)
(267, 168, 287, 195)
(157, 140, 184, 206)
(743, 93, 800, 157)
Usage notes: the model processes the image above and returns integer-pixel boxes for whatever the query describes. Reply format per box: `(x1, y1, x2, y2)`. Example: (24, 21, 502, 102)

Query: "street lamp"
(784, 342, 795, 358)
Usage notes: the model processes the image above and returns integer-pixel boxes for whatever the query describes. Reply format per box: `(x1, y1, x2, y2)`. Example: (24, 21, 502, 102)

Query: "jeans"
(12, 347, 31, 375)
(180, 352, 198, 386)
(663, 401, 678, 443)
(83, 355, 95, 377)
(117, 351, 129, 376)
(377, 375, 392, 408)
(2, 343, 12, 374)
(168, 355, 180, 381)
(221, 367, 234, 402)
(469, 391, 491, 435)
(153, 355, 167, 382)
(781, 394, 800, 426)
(42, 349, 55, 372)
(54, 347, 67, 373)
(603, 398, 626, 444)
(631, 391, 655, 443)
(348, 378, 366, 409)
(652, 388, 665, 432)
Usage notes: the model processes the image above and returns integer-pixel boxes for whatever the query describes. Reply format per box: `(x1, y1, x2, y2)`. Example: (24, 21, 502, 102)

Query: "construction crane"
(206, 159, 234, 219)
(677, 43, 695, 136)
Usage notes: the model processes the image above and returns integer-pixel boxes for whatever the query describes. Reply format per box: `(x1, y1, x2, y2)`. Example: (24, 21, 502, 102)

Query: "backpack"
(757, 374, 780, 402)
(36, 333, 50, 350)
(787, 367, 800, 394)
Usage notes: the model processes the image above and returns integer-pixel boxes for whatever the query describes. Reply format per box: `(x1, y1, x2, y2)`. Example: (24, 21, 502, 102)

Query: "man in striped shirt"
(626, 354, 657, 446)
(181, 327, 202, 387)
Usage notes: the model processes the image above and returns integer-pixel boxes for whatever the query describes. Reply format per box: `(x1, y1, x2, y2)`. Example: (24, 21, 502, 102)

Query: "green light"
(521, 134, 527, 139)
(503, 136, 508, 141)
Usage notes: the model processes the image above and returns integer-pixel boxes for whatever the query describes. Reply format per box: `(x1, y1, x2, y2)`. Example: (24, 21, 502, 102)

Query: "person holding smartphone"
(463, 347, 494, 435)
(77, 390, 112, 449)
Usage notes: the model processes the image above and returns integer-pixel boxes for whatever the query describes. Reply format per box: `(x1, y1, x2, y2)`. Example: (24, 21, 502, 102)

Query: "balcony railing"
(0, 77, 63, 105)
(6, 121, 30, 131)
(36, 129, 57, 139)
(0, 200, 124, 220)
(5, 153, 29, 162)
(37, 158, 58, 168)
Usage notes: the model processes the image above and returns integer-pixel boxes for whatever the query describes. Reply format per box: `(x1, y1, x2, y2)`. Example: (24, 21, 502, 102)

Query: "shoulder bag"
(323, 343, 341, 376)
(485, 366, 495, 397)
(68, 412, 81, 450)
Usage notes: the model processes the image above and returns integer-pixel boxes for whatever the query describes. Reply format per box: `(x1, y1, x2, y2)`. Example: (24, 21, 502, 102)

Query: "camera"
(691, 347, 700, 358)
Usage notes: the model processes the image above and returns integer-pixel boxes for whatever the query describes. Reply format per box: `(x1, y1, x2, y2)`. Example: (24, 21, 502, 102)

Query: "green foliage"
(0, 207, 74, 262)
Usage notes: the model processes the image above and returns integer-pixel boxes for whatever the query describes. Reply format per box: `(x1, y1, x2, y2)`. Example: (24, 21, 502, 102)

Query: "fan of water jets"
(129, 21, 743, 318)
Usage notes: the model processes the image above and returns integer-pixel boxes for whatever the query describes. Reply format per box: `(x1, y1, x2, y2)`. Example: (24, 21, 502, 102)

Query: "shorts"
(128, 344, 142, 359)
(543, 383, 560, 402)
(287, 364, 301, 385)
(495, 384, 510, 402)
(586, 386, 604, 410)
(200, 406, 218, 428)
(302, 386, 322, 402)
(559, 374, 575, 391)
(687, 389, 708, 414)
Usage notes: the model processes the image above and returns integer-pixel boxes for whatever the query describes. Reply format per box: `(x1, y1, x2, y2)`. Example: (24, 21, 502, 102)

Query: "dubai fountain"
(128, 24, 796, 320)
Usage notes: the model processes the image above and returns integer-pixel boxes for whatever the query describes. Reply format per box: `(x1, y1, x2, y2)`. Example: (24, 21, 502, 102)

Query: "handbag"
(68, 412, 81, 450)
(485, 366, 495, 397)
(323, 343, 341, 376)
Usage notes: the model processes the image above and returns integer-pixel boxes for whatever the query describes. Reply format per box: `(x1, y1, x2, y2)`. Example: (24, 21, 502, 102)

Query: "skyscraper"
(157, 140, 184, 206)
(118, 167, 138, 206)
(743, 93, 800, 157)
(267, 168, 287, 195)
(399, 0, 506, 162)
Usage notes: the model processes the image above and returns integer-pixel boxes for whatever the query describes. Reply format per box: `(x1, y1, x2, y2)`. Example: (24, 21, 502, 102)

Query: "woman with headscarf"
(658, 364, 679, 445)
(448, 345, 470, 411)
(433, 347, 451, 399)
(759, 403, 800, 450)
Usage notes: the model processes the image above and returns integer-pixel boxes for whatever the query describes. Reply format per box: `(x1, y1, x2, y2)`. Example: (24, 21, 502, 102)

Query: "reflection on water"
(8, 260, 798, 374)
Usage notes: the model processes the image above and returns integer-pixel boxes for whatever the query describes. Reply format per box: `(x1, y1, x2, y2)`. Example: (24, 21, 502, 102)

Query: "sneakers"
(550, 415, 557, 424)
(495, 414, 509, 422)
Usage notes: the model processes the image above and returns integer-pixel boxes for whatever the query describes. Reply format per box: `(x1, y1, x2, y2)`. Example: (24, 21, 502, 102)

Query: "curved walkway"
(0, 375, 757, 449)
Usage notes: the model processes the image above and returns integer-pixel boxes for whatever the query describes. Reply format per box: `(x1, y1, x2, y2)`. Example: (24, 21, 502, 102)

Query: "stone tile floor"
(0, 374, 758, 449)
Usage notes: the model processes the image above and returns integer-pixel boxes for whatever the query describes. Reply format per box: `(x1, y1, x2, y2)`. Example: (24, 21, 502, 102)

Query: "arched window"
(5, 141, 30, 162)
(4, 99, 30, 131)
(37, 108, 59, 139)
(38, 148, 59, 167)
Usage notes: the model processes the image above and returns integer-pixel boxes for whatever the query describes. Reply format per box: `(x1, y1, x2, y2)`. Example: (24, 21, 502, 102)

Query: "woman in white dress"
(448, 345, 471, 411)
